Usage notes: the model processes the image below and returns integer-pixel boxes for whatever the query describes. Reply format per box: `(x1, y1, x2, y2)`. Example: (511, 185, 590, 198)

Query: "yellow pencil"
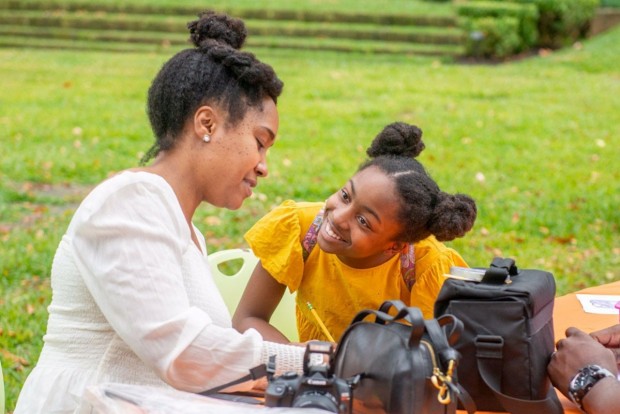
(306, 302, 336, 342)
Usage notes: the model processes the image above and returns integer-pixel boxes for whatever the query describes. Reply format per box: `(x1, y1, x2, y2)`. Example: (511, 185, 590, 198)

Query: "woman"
(234, 122, 477, 343)
(15, 10, 304, 413)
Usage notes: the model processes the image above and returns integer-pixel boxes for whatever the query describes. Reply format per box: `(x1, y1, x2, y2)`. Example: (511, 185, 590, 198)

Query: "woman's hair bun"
(366, 122, 425, 159)
(187, 10, 247, 50)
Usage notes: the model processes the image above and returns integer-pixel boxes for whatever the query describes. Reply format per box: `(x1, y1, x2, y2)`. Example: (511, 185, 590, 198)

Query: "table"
(81, 281, 620, 413)
(553, 280, 620, 341)
(78, 382, 329, 413)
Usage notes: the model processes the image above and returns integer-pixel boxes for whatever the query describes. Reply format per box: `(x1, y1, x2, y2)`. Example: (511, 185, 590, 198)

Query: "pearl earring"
(203, 134, 211, 143)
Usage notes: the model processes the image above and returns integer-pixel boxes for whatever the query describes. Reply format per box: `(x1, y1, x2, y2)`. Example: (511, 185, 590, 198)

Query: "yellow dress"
(244, 200, 469, 342)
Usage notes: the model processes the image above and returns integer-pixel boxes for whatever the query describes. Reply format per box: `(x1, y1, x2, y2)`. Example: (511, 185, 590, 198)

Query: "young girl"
(233, 122, 477, 343)
(15, 11, 305, 413)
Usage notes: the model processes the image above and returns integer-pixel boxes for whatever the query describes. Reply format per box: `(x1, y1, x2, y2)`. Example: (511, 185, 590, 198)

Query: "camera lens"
(293, 391, 340, 413)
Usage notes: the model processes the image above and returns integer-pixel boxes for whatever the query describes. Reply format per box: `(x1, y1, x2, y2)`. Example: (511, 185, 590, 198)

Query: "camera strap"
(197, 363, 269, 404)
(197, 355, 276, 404)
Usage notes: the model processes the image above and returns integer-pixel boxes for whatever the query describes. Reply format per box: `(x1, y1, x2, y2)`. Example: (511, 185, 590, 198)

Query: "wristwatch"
(568, 364, 615, 411)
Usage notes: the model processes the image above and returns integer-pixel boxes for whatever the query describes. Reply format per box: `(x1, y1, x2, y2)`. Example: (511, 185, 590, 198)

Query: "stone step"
(0, 25, 464, 56)
(0, 2, 464, 57)
(0, 10, 463, 44)
(0, 0, 458, 27)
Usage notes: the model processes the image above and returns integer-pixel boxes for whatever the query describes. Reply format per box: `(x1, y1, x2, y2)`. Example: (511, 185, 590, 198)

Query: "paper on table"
(576, 294, 620, 314)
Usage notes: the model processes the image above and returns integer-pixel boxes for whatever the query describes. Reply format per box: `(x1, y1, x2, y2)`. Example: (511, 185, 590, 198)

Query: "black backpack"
(434, 257, 563, 414)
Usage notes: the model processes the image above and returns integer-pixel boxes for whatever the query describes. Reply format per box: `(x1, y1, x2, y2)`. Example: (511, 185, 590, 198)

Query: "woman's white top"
(14, 171, 303, 414)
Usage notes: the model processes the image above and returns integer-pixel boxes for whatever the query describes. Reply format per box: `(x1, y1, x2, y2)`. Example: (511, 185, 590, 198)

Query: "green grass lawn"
(1, 21, 620, 413)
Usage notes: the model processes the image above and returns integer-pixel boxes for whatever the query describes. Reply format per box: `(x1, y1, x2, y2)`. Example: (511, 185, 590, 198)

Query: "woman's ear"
(193, 105, 217, 138)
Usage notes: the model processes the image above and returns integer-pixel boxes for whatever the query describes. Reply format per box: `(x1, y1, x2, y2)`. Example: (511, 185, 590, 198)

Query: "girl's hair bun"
(366, 122, 425, 159)
(187, 10, 247, 50)
(429, 193, 477, 241)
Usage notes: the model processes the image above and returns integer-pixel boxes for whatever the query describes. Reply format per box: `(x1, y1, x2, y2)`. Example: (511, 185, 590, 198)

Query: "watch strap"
(568, 364, 615, 411)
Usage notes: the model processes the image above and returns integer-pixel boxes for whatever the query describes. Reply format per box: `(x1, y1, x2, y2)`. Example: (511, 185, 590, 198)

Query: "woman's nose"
(256, 160, 268, 177)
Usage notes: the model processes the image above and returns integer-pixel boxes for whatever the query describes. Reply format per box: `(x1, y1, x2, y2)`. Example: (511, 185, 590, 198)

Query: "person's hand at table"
(549, 326, 620, 414)
(590, 324, 620, 367)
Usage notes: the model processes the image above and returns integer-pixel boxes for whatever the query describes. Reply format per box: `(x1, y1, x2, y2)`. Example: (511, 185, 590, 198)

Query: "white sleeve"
(70, 178, 268, 391)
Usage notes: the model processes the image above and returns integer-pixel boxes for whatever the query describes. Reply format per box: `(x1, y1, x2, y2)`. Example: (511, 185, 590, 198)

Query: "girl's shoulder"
(414, 235, 467, 269)
(293, 201, 324, 227)
(265, 200, 324, 229)
(414, 235, 443, 251)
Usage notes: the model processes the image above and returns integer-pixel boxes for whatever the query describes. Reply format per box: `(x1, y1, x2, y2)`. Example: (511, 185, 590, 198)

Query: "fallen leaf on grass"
(538, 48, 552, 57)
(547, 235, 576, 245)
(484, 245, 503, 257)
(0, 348, 30, 367)
(203, 216, 221, 226)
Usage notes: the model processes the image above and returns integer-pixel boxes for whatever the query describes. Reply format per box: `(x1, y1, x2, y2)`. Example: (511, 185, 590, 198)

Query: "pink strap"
(301, 207, 324, 260)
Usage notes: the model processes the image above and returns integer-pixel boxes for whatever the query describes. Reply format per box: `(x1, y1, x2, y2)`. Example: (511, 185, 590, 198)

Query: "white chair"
(208, 248, 298, 342)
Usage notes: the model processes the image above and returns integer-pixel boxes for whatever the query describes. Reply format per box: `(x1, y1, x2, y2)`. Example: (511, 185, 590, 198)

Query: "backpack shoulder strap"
(400, 243, 416, 290)
(301, 207, 325, 261)
(301, 207, 416, 290)
(474, 336, 564, 414)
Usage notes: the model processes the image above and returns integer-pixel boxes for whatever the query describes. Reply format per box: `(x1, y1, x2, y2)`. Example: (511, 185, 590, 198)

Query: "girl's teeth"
(326, 222, 342, 240)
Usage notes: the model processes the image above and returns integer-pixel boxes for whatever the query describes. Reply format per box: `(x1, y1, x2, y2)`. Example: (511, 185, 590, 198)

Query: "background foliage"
(1, 7, 619, 412)
(457, 0, 601, 58)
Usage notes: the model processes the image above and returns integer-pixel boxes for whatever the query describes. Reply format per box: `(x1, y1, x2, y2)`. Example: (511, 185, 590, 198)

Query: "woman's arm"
(233, 261, 291, 343)
(73, 177, 269, 391)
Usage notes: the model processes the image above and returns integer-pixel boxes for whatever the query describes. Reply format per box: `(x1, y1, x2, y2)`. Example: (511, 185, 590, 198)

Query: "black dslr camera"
(265, 341, 353, 413)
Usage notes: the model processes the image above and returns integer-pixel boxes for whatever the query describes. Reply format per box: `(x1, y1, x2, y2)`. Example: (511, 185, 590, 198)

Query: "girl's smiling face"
(318, 166, 404, 268)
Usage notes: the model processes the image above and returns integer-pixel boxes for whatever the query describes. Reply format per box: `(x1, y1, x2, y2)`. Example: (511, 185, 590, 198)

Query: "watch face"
(569, 365, 615, 409)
